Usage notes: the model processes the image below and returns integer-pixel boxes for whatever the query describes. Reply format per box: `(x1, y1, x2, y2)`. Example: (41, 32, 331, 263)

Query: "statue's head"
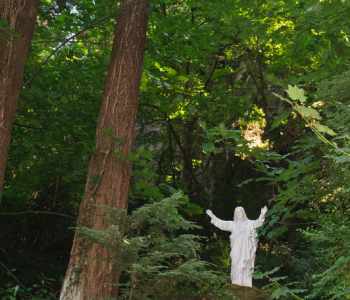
(233, 206, 248, 221)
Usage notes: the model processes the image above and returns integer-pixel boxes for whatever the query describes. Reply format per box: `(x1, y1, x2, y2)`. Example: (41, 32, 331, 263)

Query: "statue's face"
(234, 207, 247, 221)
(236, 210, 244, 220)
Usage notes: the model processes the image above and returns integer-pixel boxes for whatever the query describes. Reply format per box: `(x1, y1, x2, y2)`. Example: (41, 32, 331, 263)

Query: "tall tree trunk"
(0, 0, 39, 198)
(60, 1, 149, 299)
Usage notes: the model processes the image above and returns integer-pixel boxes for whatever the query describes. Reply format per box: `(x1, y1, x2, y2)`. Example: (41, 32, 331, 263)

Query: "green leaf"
(202, 142, 215, 154)
(271, 286, 290, 299)
(313, 122, 337, 136)
(287, 85, 307, 103)
(270, 111, 290, 130)
(295, 105, 321, 120)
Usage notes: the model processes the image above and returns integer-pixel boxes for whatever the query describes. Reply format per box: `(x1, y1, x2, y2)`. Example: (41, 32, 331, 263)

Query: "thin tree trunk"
(0, 0, 39, 198)
(60, 1, 149, 299)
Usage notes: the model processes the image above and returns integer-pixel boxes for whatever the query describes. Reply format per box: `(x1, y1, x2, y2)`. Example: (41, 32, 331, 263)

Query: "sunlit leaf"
(287, 85, 307, 102)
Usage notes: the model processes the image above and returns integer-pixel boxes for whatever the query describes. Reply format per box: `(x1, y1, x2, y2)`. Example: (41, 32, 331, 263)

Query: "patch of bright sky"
(70, 5, 79, 15)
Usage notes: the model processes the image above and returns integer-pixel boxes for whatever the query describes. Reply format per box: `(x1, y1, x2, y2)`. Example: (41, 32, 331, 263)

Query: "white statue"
(206, 206, 268, 287)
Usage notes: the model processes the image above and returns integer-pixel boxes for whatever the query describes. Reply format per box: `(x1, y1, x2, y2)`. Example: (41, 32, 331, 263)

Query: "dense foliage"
(77, 191, 236, 300)
(1, 0, 350, 299)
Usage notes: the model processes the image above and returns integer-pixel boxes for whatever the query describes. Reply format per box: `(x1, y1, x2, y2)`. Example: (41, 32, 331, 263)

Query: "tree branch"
(0, 210, 74, 218)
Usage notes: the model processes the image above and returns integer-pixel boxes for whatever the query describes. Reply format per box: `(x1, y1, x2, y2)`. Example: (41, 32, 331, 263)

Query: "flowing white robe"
(208, 207, 266, 287)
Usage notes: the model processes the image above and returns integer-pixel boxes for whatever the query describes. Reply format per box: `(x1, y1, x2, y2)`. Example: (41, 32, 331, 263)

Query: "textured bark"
(0, 0, 39, 197)
(60, 1, 149, 299)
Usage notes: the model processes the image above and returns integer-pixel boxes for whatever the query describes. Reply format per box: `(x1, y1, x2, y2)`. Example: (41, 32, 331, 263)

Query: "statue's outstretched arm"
(253, 206, 268, 228)
(206, 209, 233, 232)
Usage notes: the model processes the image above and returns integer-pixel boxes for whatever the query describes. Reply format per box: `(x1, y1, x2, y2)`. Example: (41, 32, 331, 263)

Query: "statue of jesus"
(206, 206, 268, 287)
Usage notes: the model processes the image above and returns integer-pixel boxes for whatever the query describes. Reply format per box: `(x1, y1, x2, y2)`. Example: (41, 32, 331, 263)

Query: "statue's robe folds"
(209, 207, 266, 287)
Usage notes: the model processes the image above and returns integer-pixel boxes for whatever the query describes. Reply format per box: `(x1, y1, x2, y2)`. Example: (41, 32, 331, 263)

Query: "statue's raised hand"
(261, 206, 268, 215)
(206, 209, 214, 218)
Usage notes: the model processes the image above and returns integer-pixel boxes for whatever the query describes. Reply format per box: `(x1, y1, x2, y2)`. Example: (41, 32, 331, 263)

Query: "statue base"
(229, 284, 268, 300)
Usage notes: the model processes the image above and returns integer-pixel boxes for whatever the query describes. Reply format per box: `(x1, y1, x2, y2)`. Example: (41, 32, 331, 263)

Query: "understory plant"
(78, 190, 235, 300)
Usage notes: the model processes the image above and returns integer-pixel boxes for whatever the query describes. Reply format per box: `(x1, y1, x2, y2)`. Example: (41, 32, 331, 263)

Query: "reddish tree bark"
(60, 1, 149, 299)
(0, 0, 39, 198)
